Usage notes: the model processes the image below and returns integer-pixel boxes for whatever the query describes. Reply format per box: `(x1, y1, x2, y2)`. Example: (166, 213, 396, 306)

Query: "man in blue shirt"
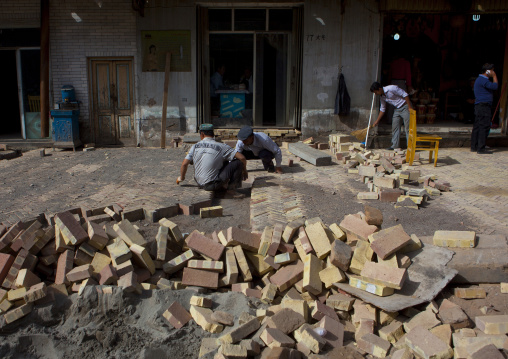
(370, 82, 414, 150)
(235, 126, 283, 174)
(471, 63, 498, 154)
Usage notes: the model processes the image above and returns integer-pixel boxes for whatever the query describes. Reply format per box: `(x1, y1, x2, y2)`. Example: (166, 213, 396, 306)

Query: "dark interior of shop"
(0, 50, 22, 137)
(381, 13, 507, 126)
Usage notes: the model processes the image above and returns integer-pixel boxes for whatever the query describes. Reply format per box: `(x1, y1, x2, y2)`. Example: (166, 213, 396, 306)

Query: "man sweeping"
(370, 82, 414, 150)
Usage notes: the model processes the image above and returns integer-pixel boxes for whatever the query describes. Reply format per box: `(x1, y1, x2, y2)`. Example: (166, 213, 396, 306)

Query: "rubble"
(0, 203, 507, 359)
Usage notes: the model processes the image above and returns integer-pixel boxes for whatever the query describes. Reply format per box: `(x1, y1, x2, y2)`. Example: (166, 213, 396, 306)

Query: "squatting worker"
(177, 124, 248, 197)
(471, 63, 498, 154)
(370, 82, 414, 150)
(235, 126, 283, 174)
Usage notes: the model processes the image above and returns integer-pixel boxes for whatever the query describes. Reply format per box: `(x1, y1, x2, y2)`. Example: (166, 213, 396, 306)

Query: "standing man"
(471, 63, 498, 154)
(235, 126, 283, 174)
(370, 82, 414, 150)
(178, 124, 248, 198)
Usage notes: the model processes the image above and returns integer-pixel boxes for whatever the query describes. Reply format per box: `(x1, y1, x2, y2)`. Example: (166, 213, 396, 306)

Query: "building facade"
(0, 0, 506, 146)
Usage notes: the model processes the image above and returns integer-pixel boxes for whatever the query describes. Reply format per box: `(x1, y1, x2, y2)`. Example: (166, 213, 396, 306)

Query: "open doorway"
(0, 50, 22, 138)
(199, 6, 302, 129)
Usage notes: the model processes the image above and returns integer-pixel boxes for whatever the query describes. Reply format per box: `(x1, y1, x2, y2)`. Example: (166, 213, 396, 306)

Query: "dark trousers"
(471, 103, 492, 152)
(242, 149, 275, 170)
(202, 159, 243, 191)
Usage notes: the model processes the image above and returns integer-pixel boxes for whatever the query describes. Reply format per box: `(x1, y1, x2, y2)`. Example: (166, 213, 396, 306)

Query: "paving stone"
(404, 326, 453, 359)
(433, 230, 476, 248)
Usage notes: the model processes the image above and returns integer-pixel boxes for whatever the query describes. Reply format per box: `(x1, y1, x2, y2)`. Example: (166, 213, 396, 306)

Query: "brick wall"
(49, 0, 137, 142)
(0, 0, 40, 28)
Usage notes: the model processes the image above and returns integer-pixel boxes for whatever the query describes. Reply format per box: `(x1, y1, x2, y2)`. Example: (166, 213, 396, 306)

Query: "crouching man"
(235, 126, 283, 174)
(177, 124, 248, 198)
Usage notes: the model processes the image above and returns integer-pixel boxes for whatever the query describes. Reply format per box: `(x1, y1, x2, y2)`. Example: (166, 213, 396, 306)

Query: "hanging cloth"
(334, 73, 351, 116)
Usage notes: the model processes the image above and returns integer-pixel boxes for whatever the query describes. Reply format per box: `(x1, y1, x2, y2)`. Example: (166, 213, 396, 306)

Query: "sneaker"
(386, 147, 394, 151)
(470, 148, 477, 152)
(477, 149, 493, 154)
(267, 165, 275, 173)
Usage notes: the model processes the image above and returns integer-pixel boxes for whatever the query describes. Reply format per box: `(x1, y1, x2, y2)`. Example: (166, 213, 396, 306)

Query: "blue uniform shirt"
(474, 74, 498, 105)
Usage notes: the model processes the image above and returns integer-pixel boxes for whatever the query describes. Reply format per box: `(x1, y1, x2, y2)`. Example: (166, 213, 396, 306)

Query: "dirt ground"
(0, 147, 506, 358)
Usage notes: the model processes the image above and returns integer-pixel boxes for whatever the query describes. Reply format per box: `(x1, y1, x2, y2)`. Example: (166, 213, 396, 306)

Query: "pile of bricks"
(328, 134, 451, 209)
(1, 204, 507, 358)
(214, 129, 301, 145)
(299, 137, 330, 151)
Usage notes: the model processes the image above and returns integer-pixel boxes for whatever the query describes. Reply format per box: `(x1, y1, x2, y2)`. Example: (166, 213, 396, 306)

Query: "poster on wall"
(141, 30, 191, 72)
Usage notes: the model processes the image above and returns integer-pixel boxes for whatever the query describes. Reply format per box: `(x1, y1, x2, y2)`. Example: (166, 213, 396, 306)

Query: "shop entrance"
(380, 13, 507, 127)
(198, 7, 303, 129)
(0, 50, 21, 138)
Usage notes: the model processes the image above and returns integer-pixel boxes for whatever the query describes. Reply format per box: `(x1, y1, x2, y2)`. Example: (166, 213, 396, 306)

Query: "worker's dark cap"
(237, 126, 253, 141)
(199, 123, 214, 131)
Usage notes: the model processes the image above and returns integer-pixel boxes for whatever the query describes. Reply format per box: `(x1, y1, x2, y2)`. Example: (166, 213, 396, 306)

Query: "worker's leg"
(241, 150, 258, 160)
(476, 104, 492, 152)
(471, 105, 481, 151)
(391, 108, 402, 149)
(258, 149, 275, 171)
(400, 105, 410, 148)
(218, 159, 243, 189)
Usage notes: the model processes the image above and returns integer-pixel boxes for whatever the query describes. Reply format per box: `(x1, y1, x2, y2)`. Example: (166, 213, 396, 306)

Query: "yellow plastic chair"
(28, 95, 40, 112)
(407, 109, 442, 167)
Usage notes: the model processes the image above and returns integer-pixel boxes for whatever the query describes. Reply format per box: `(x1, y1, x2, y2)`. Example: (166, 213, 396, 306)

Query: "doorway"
(89, 58, 134, 145)
(0, 50, 21, 138)
(198, 6, 302, 129)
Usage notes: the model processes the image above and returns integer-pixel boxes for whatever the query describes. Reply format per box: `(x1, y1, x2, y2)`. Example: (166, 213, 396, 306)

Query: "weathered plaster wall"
(0, 0, 40, 28)
(301, 0, 381, 137)
(136, 1, 197, 147)
(49, 0, 137, 143)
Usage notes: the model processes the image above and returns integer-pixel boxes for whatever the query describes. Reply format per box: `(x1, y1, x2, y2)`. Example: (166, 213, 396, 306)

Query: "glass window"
(269, 9, 293, 31)
(209, 9, 232, 31)
(234, 9, 266, 31)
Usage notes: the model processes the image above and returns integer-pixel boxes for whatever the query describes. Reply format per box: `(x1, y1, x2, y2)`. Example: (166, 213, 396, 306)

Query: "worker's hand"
(275, 167, 283, 174)
(176, 176, 184, 184)
(372, 120, 380, 127)
(242, 170, 249, 181)
(487, 70, 496, 78)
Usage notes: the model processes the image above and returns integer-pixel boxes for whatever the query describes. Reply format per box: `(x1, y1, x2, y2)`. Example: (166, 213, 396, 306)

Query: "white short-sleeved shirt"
(185, 137, 236, 186)
(235, 132, 282, 167)
(379, 85, 408, 112)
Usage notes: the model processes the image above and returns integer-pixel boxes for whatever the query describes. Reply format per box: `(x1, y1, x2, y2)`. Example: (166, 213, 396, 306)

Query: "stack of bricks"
(326, 139, 452, 207)
(212, 128, 301, 146)
(2, 204, 508, 358)
(301, 136, 330, 151)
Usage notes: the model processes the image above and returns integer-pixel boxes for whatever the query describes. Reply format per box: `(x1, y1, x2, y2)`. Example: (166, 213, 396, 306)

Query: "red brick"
(364, 205, 383, 226)
(191, 199, 213, 215)
(0, 224, 6, 237)
(21, 252, 38, 272)
(10, 233, 25, 252)
(185, 230, 225, 261)
(311, 301, 340, 322)
(87, 221, 109, 250)
(163, 301, 192, 329)
(339, 215, 378, 242)
(118, 271, 141, 293)
(267, 223, 284, 256)
(266, 308, 305, 334)
(360, 261, 407, 290)
(278, 242, 294, 253)
(243, 288, 262, 299)
(298, 227, 314, 254)
(0, 221, 23, 252)
(369, 224, 411, 259)
(55, 211, 88, 245)
(2, 249, 29, 289)
(329, 239, 352, 271)
(227, 227, 261, 252)
(270, 260, 304, 291)
(379, 188, 404, 202)
(181, 267, 219, 289)
(29, 226, 55, 255)
(66, 264, 92, 282)
(55, 250, 74, 285)
(0, 253, 15, 284)
(134, 268, 152, 283)
(317, 315, 344, 348)
(98, 264, 118, 285)
(19, 221, 43, 251)
(178, 203, 194, 216)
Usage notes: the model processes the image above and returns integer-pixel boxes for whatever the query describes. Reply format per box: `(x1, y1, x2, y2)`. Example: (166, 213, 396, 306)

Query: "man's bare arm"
(234, 152, 248, 180)
(178, 158, 191, 183)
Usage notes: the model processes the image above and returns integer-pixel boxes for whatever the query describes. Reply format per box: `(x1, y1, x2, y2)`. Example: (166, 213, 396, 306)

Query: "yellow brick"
(244, 252, 272, 276)
(222, 247, 239, 286)
(189, 305, 224, 333)
(90, 252, 112, 275)
(318, 266, 346, 288)
(349, 275, 394, 297)
(258, 226, 273, 257)
(399, 234, 422, 253)
(0, 298, 13, 313)
(7, 287, 27, 302)
(349, 240, 374, 275)
(130, 244, 155, 275)
(326, 294, 355, 311)
(274, 252, 299, 265)
(501, 283, 508, 293)
(293, 238, 307, 261)
(282, 299, 309, 321)
(107, 237, 132, 265)
(141, 283, 157, 290)
(377, 253, 399, 268)
(454, 287, 486, 299)
(305, 223, 332, 259)
(4, 303, 33, 324)
(475, 315, 508, 335)
(329, 223, 346, 241)
(232, 245, 252, 282)
(433, 230, 476, 248)
(190, 296, 212, 308)
(303, 254, 323, 295)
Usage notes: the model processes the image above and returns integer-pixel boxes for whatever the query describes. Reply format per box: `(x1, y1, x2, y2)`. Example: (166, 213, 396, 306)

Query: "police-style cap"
(237, 126, 253, 141)
(199, 123, 214, 131)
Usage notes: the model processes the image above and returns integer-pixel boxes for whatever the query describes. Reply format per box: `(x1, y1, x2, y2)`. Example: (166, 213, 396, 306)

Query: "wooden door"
(91, 59, 134, 145)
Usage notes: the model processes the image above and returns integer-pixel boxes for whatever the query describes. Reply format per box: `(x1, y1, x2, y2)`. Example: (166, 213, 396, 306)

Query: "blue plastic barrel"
(61, 85, 76, 102)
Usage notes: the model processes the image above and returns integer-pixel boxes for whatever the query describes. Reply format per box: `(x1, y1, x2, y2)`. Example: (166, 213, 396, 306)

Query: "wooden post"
(161, 52, 171, 148)
(40, 0, 50, 138)
(500, 24, 508, 135)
